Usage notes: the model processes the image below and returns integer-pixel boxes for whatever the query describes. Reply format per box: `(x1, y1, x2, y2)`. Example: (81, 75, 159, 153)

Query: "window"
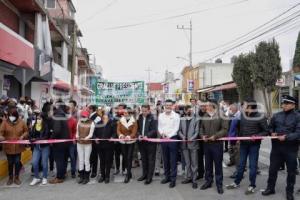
(45, 0, 56, 9)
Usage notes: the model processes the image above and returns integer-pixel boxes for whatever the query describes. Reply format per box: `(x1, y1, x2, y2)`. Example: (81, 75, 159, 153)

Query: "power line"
(214, 19, 300, 59)
(202, 10, 300, 62)
(102, 0, 249, 30)
(80, 0, 118, 24)
(193, 2, 300, 54)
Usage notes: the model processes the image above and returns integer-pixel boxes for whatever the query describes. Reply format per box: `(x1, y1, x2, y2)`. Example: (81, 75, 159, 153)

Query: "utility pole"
(71, 23, 77, 100)
(145, 67, 152, 104)
(177, 19, 192, 68)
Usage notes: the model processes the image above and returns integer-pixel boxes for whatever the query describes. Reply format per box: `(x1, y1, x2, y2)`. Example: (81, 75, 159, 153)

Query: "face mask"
(9, 116, 16, 122)
(36, 119, 42, 124)
(125, 116, 131, 120)
(66, 114, 71, 118)
(81, 118, 88, 122)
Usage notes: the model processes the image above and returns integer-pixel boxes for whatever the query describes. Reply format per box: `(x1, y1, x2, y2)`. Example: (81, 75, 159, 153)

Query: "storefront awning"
(197, 87, 215, 93)
(210, 82, 237, 92)
(53, 80, 71, 91)
(0, 23, 34, 69)
(80, 86, 95, 95)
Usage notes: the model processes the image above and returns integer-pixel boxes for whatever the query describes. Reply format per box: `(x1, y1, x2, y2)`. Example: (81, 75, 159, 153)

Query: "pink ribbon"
(0, 136, 282, 144)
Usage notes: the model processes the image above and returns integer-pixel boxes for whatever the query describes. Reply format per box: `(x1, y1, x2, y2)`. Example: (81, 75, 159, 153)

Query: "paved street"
(0, 139, 299, 200)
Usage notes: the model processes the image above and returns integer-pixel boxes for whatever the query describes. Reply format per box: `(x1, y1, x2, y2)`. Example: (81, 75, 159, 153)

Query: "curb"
(0, 148, 32, 179)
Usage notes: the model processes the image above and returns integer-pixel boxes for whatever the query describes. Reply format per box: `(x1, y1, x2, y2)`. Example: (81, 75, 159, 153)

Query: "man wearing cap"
(262, 95, 300, 200)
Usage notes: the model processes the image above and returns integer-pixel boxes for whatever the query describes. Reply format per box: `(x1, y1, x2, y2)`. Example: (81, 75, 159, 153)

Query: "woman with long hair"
(29, 111, 51, 186)
(117, 108, 138, 183)
(95, 107, 115, 184)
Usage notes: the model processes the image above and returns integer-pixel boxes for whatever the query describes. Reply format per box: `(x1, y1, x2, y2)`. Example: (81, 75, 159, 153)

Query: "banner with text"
(93, 81, 145, 106)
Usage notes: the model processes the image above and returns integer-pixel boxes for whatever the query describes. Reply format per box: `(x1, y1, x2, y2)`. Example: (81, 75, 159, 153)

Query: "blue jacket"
(228, 112, 240, 137)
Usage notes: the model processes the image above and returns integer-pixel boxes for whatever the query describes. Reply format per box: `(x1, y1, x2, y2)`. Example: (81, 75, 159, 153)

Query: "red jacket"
(68, 117, 77, 139)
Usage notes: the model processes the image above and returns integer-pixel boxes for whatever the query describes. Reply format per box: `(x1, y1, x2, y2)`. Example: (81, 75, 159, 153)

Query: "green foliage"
(293, 31, 300, 68)
(232, 53, 254, 101)
(250, 39, 282, 93)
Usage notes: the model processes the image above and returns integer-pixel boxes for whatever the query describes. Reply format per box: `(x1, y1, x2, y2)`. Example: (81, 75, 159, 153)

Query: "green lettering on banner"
(91, 81, 145, 106)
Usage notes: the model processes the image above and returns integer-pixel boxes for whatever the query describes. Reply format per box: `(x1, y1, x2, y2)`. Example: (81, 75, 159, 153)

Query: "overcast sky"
(73, 0, 300, 82)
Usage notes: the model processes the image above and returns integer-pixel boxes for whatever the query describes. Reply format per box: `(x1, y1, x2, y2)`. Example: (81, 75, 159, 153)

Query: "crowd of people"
(0, 95, 299, 200)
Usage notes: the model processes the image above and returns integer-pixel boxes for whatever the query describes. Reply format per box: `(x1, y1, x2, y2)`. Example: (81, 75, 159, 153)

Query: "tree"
(293, 31, 300, 72)
(250, 39, 282, 119)
(232, 53, 254, 101)
(215, 58, 222, 63)
(230, 55, 238, 64)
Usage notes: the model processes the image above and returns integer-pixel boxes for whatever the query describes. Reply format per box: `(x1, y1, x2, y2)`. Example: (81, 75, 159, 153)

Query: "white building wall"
(199, 63, 234, 88)
(31, 82, 51, 109)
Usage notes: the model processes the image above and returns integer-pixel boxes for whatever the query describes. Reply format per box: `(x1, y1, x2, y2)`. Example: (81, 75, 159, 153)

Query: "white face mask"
(9, 116, 16, 122)
(81, 118, 88, 122)
(125, 116, 131, 120)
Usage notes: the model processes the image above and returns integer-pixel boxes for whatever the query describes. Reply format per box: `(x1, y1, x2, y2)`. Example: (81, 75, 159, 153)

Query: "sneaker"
(30, 178, 41, 186)
(42, 178, 47, 185)
(226, 183, 239, 189)
(245, 186, 255, 195)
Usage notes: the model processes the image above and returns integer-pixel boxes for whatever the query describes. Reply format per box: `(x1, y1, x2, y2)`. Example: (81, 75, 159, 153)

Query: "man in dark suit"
(137, 104, 158, 185)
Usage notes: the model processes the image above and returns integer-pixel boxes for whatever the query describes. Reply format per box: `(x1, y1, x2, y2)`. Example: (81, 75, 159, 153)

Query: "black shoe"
(71, 173, 76, 179)
(217, 186, 224, 194)
(137, 175, 147, 181)
(105, 178, 110, 184)
(161, 178, 170, 184)
(257, 170, 261, 175)
(200, 182, 212, 190)
(192, 183, 198, 189)
(83, 171, 90, 184)
(144, 179, 152, 185)
(114, 170, 120, 175)
(181, 179, 192, 184)
(169, 182, 176, 188)
(262, 188, 275, 196)
(78, 170, 84, 184)
(124, 174, 131, 183)
(98, 176, 105, 183)
(91, 172, 97, 179)
(286, 193, 294, 200)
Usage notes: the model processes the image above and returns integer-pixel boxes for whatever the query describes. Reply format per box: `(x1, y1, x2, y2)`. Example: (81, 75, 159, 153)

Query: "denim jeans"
(68, 144, 77, 174)
(235, 143, 260, 187)
(32, 145, 50, 179)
